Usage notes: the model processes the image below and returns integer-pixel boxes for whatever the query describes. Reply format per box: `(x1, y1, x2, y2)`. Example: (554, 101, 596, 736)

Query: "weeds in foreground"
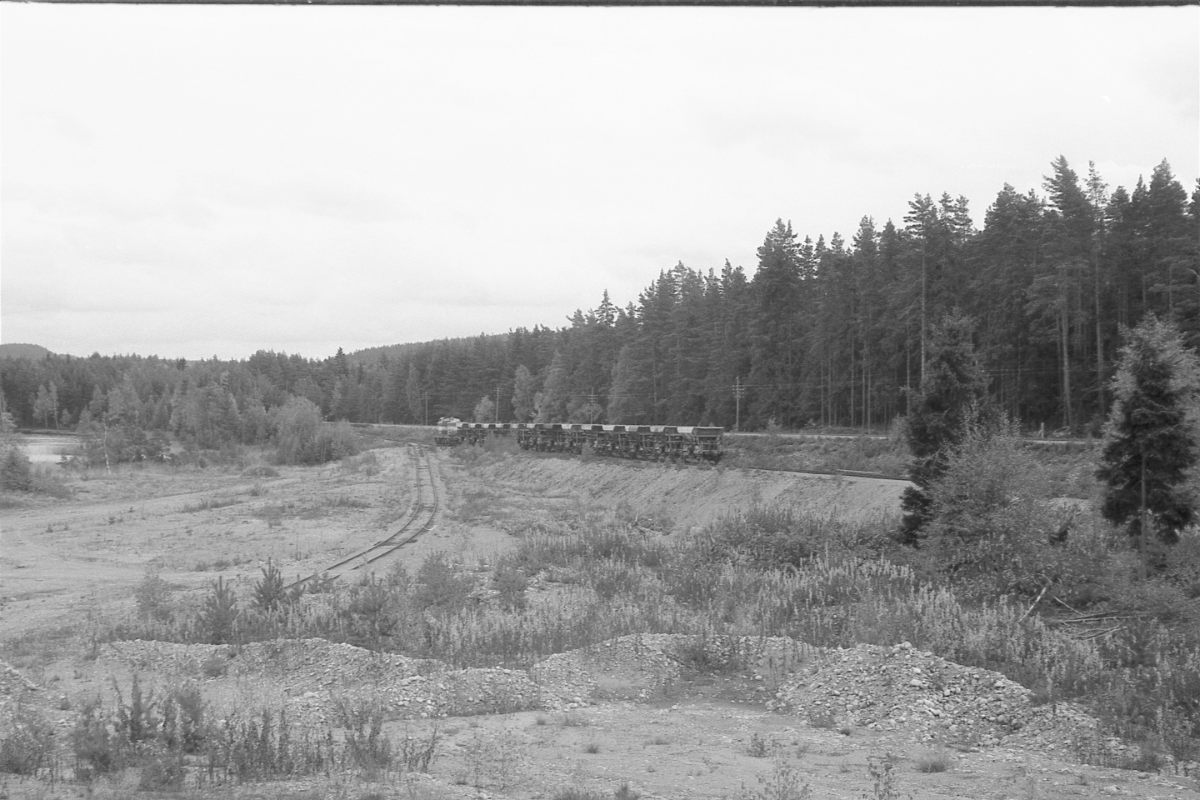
(862, 754, 911, 800)
(553, 785, 641, 800)
(913, 748, 952, 773)
(0, 700, 54, 776)
(60, 675, 439, 788)
(735, 758, 812, 800)
(458, 727, 528, 790)
(135, 567, 174, 621)
(747, 732, 771, 758)
(107, 483, 1200, 769)
(181, 495, 239, 513)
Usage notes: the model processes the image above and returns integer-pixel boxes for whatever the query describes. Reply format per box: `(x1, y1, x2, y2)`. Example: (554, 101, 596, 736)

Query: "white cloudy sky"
(2, 5, 1197, 361)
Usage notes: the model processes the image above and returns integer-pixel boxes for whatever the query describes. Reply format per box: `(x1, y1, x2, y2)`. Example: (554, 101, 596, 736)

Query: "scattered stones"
(0, 659, 40, 696)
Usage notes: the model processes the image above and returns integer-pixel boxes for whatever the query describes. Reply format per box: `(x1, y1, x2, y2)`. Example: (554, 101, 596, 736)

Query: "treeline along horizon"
(2, 156, 1196, 447)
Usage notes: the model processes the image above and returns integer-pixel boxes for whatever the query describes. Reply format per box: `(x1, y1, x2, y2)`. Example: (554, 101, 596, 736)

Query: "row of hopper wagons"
(434, 419, 724, 462)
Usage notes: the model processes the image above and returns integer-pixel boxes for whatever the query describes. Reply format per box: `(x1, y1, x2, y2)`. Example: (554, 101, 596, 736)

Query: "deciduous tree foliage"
(511, 365, 537, 423)
(472, 395, 495, 424)
(1096, 316, 1199, 548)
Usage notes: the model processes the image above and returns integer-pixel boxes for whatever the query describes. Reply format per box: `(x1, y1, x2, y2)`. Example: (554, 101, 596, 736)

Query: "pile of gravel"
(288, 666, 547, 728)
(102, 638, 439, 686)
(531, 634, 685, 705)
(768, 641, 1099, 750)
(0, 660, 39, 697)
(98, 635, 1109, 760)
(103, 640, 550, 727)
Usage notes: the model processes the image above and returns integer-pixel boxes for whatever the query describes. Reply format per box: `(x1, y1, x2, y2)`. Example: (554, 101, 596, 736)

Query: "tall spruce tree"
(899, 312, 994, 543)
(1096, 316, 1199, 550)
(747, 219, 804, 427)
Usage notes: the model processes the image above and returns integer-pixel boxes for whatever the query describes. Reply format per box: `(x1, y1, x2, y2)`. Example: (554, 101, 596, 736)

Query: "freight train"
(434, 418, 724, 462)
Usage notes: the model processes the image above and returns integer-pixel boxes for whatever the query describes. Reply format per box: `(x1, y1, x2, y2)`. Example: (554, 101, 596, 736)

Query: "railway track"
(287, 442, 439, 589)
(738, 463, 911, 483)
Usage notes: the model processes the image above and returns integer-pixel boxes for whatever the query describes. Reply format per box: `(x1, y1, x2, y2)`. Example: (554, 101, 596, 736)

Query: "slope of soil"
(468, 454, 908, 533)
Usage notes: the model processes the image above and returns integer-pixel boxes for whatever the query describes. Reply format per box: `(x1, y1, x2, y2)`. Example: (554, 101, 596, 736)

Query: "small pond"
(14, 433, 80, 464)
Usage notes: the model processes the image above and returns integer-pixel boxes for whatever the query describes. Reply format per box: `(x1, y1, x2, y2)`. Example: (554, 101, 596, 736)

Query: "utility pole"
(495, 384, 501, 423)
(733, 376, 745, 432)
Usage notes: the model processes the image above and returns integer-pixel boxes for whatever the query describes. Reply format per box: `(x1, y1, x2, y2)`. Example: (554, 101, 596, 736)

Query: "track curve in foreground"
(287, 443, 439, 589)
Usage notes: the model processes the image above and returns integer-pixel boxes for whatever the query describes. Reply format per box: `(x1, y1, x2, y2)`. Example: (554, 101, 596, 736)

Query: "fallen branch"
(1019, 582, 1051, 622)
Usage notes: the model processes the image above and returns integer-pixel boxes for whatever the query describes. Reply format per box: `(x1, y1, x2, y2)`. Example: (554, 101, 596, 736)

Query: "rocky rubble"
(74, 635, 1113, 763)
(768, 641, 1101, 756)
(533, 633, 684, 704)
(0, 660, 39, 697)
(102, 638, 440, 687)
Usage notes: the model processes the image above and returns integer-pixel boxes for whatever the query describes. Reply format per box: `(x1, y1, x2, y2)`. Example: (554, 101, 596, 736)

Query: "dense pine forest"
(2, 156, 1197, 456)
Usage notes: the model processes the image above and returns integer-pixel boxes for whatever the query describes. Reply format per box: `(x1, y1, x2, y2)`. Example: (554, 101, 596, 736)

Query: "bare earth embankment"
(1, 445, 1198, 799)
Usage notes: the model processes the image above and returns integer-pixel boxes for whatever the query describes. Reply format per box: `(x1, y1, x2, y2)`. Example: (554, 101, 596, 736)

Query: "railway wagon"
(443, 421, 723, 462)
(434, 417, 464, 446)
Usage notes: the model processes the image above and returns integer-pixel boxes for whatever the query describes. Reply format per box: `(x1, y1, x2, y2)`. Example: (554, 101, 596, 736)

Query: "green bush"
(135, 567, 174, 621)
(334, 698, 394, 780)
(137, 750, 184, 791)
(0, 701, 53, 775)
(198, 577, 239, 644)
(253, 559, 287, 612)
(922, 426, 1069, 598)
(413, 552, 474, 615)
(492, 556, 529, 611)
(71, 697, 126, 779)
(0, 445, 32, 491)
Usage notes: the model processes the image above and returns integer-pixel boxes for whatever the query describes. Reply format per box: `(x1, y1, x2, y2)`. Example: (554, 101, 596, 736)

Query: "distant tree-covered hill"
(0, 343, 53, 360)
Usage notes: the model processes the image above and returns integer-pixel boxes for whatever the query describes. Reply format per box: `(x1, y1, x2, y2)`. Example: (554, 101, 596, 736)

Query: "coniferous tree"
(534, 351, 570, 423)
(607, 343, 650, 423)
(404, 363, 424, 424)
(747, 219, 803, 427)
(899, 312, 995, 543)
(1096, 316, 1199, 550)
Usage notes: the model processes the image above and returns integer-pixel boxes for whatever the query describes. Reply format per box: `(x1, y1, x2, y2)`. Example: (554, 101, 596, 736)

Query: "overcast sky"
(2, 5, 1197, 361)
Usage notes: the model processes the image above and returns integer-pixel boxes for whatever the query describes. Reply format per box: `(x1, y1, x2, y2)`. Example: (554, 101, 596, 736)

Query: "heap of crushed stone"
(532, 633, 684, 704)
(102, 638, 440, 687)
(769, 641, 1101, 752)
(0, 660, 39, 696)
(96, 635, 1109, 761)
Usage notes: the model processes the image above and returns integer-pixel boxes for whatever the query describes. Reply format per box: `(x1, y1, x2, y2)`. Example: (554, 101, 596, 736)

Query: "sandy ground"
(1, 443, 1198, 799)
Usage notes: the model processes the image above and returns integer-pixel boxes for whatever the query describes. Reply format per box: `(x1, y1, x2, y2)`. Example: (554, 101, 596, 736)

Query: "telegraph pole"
(733, 376, 745, 432)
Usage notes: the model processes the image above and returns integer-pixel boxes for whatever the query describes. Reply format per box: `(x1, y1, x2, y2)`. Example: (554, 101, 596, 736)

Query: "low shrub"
(0, 445, 33, 491)
(913, 748, 952, 773)
(137, 749, 184, 791)
(397, 726, 440, 773)
(135, 567, 174, 622)
(413, 552, 475, 616)
(492, 557, 529, 611)
(334, 698, 394, 780)
(0, 701, 54, 775)
(735, 758, 812, 800)
(198, 576, 239, 644)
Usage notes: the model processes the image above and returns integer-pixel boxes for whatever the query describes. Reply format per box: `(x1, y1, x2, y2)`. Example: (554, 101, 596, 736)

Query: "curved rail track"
(287, 442, 439, 588)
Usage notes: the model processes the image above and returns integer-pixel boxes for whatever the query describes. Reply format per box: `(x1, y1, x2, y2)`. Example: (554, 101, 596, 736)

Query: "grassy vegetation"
(105, 481, 1200, 773)
(725, 429, 910, 477)
(4, 431, 1198, 793)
